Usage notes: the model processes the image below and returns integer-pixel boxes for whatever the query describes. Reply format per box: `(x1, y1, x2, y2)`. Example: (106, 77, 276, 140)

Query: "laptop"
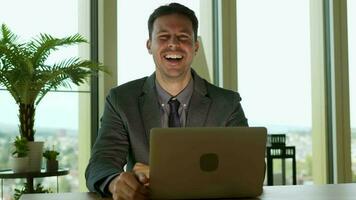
(149, 127, 267, 199)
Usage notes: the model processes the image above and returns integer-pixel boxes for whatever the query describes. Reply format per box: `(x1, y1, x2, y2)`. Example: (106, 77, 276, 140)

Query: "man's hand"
(108, 172, 148, 200)
(133, 162, 150, 186)
(108, 163, 150, 200)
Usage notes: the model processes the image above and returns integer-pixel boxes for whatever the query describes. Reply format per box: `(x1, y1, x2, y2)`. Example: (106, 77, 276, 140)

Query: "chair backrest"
(266, 134, 297, 185)
(267, 134, 286, 147)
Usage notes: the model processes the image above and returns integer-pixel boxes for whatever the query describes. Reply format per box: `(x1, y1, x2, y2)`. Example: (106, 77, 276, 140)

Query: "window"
(117, 0, 200, 84)
(0, 0, 90, 198)
(237, 0, 312, 184)
(347, 0, 356, 181)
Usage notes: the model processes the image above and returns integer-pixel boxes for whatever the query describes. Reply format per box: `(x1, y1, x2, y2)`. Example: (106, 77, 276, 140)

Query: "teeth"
(165, 54, 183, 59)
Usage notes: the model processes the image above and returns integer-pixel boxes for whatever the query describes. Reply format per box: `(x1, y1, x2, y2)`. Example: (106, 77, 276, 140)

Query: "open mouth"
(164, 54, 183, 64)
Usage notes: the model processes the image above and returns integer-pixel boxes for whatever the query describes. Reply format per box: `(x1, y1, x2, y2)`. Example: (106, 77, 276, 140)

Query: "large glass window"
(117, 0, 200, 85)
(347, 0, 356, 181)
(0, 0, 89, 199)
(237, 0, 312, 184)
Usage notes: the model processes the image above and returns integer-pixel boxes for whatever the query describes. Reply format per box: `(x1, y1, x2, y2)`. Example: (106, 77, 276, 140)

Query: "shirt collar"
(155, 77, 194, 106)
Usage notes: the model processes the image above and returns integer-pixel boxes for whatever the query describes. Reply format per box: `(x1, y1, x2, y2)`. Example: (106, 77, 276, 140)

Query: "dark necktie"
(168, 98, 181, 127)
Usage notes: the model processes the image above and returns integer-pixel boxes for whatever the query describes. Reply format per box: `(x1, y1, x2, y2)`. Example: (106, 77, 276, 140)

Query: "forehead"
(152, 13, 194, 34)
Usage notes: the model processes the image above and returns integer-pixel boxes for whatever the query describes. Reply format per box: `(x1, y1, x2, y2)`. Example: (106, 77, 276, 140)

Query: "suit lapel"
(139, 74, 161, 142)
(186, 70, 212, 127)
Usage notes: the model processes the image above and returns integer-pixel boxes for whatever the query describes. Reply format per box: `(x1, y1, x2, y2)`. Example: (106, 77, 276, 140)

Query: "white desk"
(20, 183, 356, 200)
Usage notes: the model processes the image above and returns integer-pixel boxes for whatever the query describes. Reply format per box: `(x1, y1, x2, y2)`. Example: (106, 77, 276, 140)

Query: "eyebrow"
(155, 28, 193, 35)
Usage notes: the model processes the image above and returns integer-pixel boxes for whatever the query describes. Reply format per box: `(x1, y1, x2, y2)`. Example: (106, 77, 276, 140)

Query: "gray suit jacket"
(85, 70, 248, 194)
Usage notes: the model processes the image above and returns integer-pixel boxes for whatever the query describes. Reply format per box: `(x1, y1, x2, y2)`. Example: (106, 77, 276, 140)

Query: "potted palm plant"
(10, 136, 29, 173)
(0, 24, 104, 171)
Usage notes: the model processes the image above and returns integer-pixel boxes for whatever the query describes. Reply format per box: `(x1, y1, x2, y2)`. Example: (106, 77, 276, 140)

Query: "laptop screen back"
(149, 127, 267, 199)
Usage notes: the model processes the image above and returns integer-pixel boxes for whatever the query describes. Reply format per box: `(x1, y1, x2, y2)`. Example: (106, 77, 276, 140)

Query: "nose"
(168, 36, 179, 49)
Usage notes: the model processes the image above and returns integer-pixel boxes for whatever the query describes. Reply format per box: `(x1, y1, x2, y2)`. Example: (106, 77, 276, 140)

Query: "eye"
(179, 36, 188, 41)
(178, 35, 189, 41)
(158, 35, 169, 40)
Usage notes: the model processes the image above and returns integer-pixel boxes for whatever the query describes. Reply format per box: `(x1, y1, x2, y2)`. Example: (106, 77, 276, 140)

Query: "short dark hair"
(148, 3, 198, 41)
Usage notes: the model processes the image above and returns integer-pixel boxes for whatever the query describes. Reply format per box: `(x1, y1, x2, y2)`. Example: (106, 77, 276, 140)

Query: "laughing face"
(146, 13, 199, 81)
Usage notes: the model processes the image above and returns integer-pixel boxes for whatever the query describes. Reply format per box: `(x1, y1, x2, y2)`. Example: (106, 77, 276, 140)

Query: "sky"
(236, 0, 312, 127)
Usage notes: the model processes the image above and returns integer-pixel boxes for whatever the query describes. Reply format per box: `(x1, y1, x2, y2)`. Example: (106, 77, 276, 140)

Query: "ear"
(146, 39, 152, 54)
(194, 40, 199, 54)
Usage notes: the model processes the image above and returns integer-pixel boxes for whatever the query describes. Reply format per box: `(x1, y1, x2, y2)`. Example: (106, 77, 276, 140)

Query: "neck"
(156, 69, 192, 96)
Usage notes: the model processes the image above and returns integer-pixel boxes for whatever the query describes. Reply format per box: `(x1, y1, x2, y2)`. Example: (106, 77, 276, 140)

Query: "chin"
(163, 70, 185, 78)
(157, 65, 190, 78)
(166, 72, 183, 78)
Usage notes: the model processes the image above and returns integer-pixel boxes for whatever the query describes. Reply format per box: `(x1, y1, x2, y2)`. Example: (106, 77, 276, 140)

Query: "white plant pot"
(10, 156, 29, 173)
(27, 141, 44, 172)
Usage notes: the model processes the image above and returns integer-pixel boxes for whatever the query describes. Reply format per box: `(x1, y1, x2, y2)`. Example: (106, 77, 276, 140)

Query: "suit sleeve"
(85, 89, 129, 196)
(226, 93, 249, 127)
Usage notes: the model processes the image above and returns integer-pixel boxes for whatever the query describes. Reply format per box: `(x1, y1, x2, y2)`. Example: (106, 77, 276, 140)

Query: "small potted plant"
(10, 136, 29, 173)
(43, 146, 60, 172)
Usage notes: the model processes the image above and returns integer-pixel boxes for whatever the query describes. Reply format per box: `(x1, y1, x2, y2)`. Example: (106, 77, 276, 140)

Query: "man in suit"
(86, 3, 248, 200)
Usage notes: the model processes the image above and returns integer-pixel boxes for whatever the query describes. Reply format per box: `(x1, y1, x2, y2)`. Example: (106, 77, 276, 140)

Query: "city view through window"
(237, 0, 313, 184)
(0, 0, 86, 199)
(238, 0, 356, 184)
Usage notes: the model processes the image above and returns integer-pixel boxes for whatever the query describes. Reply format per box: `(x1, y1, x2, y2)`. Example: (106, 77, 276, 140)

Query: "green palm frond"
(0, 25, 31, 75)
(0, 24, 19, 44)
(29, 33, 87, 68)
(0, 50, 35, 104)
(34, 58, 98, 105)
(0, 69, 22, 103)
(0, 42, 32, 75)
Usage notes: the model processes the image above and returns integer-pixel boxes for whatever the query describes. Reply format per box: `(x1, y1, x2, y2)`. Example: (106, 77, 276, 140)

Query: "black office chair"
(266, 134, 297, 185)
